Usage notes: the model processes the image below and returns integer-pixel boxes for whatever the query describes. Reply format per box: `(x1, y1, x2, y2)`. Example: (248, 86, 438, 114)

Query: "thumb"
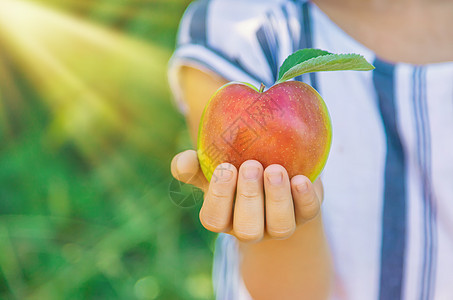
(171, 150, 209, 191)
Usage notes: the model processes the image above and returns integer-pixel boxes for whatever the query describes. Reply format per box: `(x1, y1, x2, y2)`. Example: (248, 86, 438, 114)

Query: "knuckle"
(209, 186, 231, 201)
(268, 229, 294, 240)
(199, 211, 228, 233)
(268, 193, 290, 203)
(238, 189, 260, 200)
(299, 197, 320, 220)
(234, 229, 263, 243)
(267, 223, 295, 239)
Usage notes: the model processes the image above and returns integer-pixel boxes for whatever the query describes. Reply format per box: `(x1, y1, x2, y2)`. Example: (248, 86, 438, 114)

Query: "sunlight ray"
(0, 0, 179, 161)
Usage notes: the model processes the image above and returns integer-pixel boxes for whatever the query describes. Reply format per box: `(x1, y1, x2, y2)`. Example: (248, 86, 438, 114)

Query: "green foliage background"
(0, 0, 217, 299)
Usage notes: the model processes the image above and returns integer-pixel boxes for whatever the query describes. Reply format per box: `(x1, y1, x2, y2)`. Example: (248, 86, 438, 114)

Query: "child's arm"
(171, 66, 333, 300)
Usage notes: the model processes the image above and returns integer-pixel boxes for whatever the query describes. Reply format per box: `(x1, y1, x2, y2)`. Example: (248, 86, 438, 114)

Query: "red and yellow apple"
(197, 81, 332, 182)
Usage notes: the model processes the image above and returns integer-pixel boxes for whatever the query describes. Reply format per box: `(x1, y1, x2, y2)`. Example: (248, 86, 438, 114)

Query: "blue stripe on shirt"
(294, 1, 318, 91)
(189, 0, 209, 45)
(302, 1, 318, 91)
(256, 24, 278, 83)
(280, 3, 298, 52)
(373, 58, 407, 300)
(412, 67, 438, 300)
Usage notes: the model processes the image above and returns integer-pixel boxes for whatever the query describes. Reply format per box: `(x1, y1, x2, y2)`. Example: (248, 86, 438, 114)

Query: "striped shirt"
(168, 1, 453, 299)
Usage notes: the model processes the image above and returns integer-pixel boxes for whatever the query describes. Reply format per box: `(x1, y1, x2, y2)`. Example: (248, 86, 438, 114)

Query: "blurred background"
(0, 0, 216, 299)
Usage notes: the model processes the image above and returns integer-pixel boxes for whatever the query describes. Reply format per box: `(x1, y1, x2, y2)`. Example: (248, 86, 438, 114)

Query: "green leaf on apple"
(276, 48, 375, 84)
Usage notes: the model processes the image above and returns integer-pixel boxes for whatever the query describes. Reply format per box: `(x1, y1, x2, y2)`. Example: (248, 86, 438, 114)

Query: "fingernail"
(296, 181, 308, 193)
(214, 166, 233, 182)
(268, 172, 282, 185)
(175, 153, 184, 171)
(243, 166, 259, 180)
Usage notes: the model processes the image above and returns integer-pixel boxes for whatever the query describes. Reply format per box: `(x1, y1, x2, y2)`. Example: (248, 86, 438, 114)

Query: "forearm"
(239, 214, 333, 300)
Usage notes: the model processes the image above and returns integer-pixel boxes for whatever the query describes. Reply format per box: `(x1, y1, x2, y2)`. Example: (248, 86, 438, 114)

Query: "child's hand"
(171, 150, 323, 243)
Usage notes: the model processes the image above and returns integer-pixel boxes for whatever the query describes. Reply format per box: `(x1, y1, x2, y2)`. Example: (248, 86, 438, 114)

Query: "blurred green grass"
(0, 0, 217, 299)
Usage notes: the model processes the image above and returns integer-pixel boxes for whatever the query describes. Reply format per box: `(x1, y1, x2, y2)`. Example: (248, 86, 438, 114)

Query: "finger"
(263, 164, 296, 239)
(171, 150, 208, 191)
(291, 175, 321, 223)
(233, 160, 265, 242)
(313, 178, 324, 203)
(199, 163, 237, 233)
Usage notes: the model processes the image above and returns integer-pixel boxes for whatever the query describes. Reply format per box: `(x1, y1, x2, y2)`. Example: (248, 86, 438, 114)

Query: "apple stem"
(259, 83, 265, 93)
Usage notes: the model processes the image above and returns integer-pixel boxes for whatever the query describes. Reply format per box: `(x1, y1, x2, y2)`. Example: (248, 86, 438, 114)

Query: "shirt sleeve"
(212, 233, 253, 300)
(167, 0, 296, 114)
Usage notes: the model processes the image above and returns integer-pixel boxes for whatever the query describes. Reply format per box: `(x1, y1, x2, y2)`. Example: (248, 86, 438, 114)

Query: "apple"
(197, 81, 331, 182)
(196, 49, 374, 182)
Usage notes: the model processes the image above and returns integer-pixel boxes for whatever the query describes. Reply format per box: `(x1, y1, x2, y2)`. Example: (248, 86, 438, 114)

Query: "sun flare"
(0, 0, 178, 159)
